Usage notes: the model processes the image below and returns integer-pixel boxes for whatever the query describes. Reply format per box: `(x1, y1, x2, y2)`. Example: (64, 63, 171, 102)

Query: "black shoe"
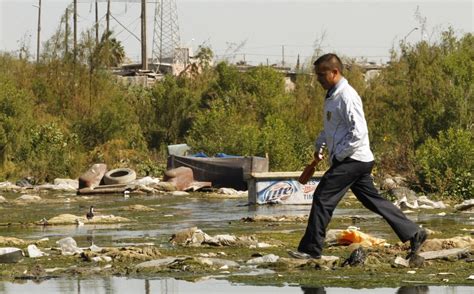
(406, 229, 428, 259)
(287, 250, 321, 259)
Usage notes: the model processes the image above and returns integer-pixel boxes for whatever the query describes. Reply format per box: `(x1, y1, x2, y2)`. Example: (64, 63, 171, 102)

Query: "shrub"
(415, 128, 473, 199)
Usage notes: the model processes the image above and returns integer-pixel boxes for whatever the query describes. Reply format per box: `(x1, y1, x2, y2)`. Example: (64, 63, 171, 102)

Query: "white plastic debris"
(246, 254, 280, 264)
(133, 176, 160, 186)
(27, 245, 46, 258)
(56, 237, 83, 255)
(89, 244, 102, 252)
(91, 256, 112, 262)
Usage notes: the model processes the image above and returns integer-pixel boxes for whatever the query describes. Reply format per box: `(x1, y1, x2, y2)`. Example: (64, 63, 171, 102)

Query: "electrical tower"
(152, 0, 181, 65)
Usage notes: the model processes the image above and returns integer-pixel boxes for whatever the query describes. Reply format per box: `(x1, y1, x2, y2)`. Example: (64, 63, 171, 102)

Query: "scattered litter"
(27, 245, 46, 258)
(467, 275, 474, 280)
(132, 176, 160, 186)
(170, 227, 266, 248)
(89, 244, 102, 252)
(407, 270, 416, 274)
(217, 188, 248, 196)
(336, 227, 388, 247)
(56, 237, 83, 256)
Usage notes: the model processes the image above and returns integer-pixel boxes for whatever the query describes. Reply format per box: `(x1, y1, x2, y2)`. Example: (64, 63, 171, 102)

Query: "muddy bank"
(0, 191, 473, 287)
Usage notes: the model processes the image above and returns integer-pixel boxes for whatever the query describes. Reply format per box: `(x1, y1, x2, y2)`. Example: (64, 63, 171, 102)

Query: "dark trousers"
(298, 158, 420, 255)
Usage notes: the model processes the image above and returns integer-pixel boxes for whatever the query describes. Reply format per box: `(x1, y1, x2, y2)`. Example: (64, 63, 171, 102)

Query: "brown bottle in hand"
(298, 160, 318, 184)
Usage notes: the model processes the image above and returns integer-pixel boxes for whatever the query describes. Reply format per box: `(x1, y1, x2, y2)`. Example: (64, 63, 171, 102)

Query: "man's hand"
(313, 151, 324, 162)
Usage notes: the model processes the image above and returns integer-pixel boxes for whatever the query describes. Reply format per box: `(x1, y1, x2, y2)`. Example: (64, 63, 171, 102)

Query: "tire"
(103, 168, 137, 185)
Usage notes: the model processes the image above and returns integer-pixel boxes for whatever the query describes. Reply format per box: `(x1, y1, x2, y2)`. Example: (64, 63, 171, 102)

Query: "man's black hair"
(313, 53, 343, 73)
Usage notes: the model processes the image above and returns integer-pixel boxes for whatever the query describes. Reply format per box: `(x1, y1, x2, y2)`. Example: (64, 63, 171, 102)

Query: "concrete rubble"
(455, 199, 474, 211)
(170, 227, 271, 248)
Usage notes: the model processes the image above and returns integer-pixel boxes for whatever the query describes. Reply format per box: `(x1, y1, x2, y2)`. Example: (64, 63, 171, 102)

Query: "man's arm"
(333, 93, 369, 161)
(314, 130, 326, 161)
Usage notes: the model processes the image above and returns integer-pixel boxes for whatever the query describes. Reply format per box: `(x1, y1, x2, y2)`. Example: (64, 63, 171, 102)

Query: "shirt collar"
(325, 77, 346, 99)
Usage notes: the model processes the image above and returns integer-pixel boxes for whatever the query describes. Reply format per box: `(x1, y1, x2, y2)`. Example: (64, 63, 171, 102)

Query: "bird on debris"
(86, 206, 95, 220)
(341, 247, 366, 267)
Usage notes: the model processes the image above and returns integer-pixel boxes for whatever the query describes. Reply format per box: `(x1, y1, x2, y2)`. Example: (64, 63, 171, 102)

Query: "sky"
(0, 0, 472, 66)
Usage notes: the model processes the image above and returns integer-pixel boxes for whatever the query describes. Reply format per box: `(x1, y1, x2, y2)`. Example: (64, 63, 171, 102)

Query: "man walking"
(293, 53, 426, 259)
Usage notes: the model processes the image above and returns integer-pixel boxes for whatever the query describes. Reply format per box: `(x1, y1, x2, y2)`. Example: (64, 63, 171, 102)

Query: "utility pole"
(95, 0, 99, 44)
(282, 45, 285, 67)
(106, 0, 111, 37)
(141, 0, 148, 70)
(73, 0, 77, 63)
(65, 8, 68, 55)
(36, 0, 41, 63)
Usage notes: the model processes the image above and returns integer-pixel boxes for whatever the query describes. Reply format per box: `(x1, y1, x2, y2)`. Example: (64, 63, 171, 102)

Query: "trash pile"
(169, 227, 274, 248)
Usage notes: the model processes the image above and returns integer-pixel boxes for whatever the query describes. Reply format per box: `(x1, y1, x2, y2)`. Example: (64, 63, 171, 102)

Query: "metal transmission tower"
(152, 0, 181, 65)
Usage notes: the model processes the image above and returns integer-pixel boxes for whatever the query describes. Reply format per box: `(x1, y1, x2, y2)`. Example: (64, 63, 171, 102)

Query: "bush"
(415, 128, 473, 199)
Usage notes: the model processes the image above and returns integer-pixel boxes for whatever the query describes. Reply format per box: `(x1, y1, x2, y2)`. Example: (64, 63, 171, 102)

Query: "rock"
(455, 199, 474, 211)
(44, 214, 131, 225)
(170, 227, 207, 246)
(417, 196, 446, 209)
(170, 227, 261, 247)
(381, 178, 398, 190)
(0, 182, 22, 191)
(136, 257, 182, 268)
(422, 236, 474, 251)
(390, 187, 417, 202)
(246, 254, 279, 264)
(15, 194, 42, 203)
(0, 196, 6, 203)
(195, 257, 239, 268)
(419, 248, 469, 260)
(0, 247, 24, 263)
(27, 244, 46, 258)
(393, 256, 409, 268)
(79, 163, 107, 189)
(409, 254, 425, 268)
